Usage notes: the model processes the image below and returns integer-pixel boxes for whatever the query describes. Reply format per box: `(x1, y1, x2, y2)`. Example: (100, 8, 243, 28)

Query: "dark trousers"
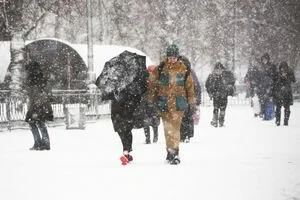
(180, 106, 194, 140)
(212, 96, 228, 125)
(275, 103, 290, 124)
(117, 130, 133, 153)
(28, 120, 50, 145)
(144, 126, 158, 141)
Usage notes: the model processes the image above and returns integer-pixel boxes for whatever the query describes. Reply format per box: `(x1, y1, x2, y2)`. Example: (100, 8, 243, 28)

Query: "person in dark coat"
(244, 62, 260, 99)
(109, 85, 143, 157)
(96, 53, 148, 164)
(256, 53, 277, 119)
(24, 61, 53, 150)
(178, 55, 201, 143)
(133, 93, 160, 144)
(205, 62, 236, 127)
(274, 61, 296, 126)
(244, 60, 262, 117)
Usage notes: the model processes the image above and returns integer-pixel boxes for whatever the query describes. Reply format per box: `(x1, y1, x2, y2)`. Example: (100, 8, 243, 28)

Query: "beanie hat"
(214, 62, 225, 70)
(166, 44, 179, 57)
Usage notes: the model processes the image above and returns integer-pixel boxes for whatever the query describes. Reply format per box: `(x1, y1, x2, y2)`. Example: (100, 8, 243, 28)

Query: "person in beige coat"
(147, 44, 196, 164)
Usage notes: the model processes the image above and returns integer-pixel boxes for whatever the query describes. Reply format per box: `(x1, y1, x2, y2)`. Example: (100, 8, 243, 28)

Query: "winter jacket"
(132, 94, 160, 129)
(244, 65, 260, 98)
(24, 62, 53, 122)
(104, 75, 147, 133)
(191, 69, 202, 106)
(274, 65, 296, 106)
(205, 68, 236, 99)
(256, 62, 277, 99)
(147, 59, 195, 116)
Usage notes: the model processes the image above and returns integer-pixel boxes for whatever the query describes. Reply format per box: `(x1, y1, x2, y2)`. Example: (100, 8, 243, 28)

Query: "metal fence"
(0, 90, 110, 131)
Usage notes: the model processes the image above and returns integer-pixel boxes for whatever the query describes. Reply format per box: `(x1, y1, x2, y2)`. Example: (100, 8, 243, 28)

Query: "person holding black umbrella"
(95, 51, 148, 165)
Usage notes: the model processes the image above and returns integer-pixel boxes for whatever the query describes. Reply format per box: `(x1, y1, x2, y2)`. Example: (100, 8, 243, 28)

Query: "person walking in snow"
(256, 53, 277, 120)
(244, 59, 262, 117)
(95, 51, 148, 165)
(147, 44, 196, 165)
(178, 55, 201, 143)
(274, 61, 296, 126)
(133, 91, 160, 144)
(24, 61, 53, 150)
(205, 62, 236, 127)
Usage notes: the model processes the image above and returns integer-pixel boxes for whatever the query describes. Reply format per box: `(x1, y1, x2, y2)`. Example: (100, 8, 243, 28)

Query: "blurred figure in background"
(24, 61, 53, 150)
(205, 62, 236, 127)
(274, 61, 296, 126)
(178, 55, 201, 143)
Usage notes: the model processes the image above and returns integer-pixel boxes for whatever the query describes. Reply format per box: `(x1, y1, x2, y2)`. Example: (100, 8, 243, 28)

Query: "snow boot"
(120, 151, 133, 165)
(29, 142, 41, 151)
(166, 149, 180, 165)
(169, 155, 181, 165)
(184, 136, 190, 143)
(40, 138, 50, 150)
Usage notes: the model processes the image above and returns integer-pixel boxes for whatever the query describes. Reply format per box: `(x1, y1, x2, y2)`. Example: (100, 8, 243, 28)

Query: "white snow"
(1, 103, 300, 200)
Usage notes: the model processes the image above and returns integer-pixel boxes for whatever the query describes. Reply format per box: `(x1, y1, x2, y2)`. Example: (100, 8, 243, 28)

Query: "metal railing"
(0, 90, 110, 131)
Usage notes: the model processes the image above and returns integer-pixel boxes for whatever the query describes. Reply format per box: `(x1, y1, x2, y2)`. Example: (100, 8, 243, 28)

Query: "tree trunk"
(9, 31, 25, 97)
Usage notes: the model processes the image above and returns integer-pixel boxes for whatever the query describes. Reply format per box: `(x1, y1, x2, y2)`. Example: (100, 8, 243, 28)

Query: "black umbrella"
(95, 50, 148, 101)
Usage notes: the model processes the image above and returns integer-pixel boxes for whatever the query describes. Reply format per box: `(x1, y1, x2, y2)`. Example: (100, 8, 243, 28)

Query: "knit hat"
(214, 62, 225, 70)
(166, 44, 179, 57)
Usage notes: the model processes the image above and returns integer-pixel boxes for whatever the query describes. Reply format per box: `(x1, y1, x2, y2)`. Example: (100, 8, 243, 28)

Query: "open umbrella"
(95, 50, 148, 101)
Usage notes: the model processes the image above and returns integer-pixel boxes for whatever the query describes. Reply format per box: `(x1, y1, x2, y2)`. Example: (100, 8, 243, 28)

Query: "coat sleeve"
(185, 72, 196, 105)
(191, 70, 201, 105)
(147, 68, 159, 104)
(205, 74, 212, 95)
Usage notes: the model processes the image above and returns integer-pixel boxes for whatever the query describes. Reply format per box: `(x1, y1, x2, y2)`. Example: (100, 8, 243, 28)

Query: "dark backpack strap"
(157, 61, 165, 79)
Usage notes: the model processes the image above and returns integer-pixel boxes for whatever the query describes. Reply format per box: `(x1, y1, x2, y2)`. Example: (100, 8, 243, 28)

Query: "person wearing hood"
(257, 53, 277, 120)
(178, 55, 201, 143)
(205, 62, 236, 127)
(274, 61, 296, 126)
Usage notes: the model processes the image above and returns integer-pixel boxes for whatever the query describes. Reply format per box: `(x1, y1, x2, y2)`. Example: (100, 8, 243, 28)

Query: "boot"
(144, 127, 151, 144)
(168, 149, 180, 165)
(29, 142, 41, 150)
(275, 118, 280, 126)
(152, 126, 158, 143)
(120, 151, 133, 165)
(40, 138, 50, 150)
(210, 109, 218, 127)
(29, 122, 42, 150)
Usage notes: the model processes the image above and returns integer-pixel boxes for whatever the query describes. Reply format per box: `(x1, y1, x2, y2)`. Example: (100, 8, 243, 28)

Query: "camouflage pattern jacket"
(147, 60, 195, 116)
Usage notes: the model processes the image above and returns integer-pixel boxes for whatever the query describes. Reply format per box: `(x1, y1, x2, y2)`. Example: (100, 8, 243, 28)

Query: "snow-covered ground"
(1, 103, 300, 200)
